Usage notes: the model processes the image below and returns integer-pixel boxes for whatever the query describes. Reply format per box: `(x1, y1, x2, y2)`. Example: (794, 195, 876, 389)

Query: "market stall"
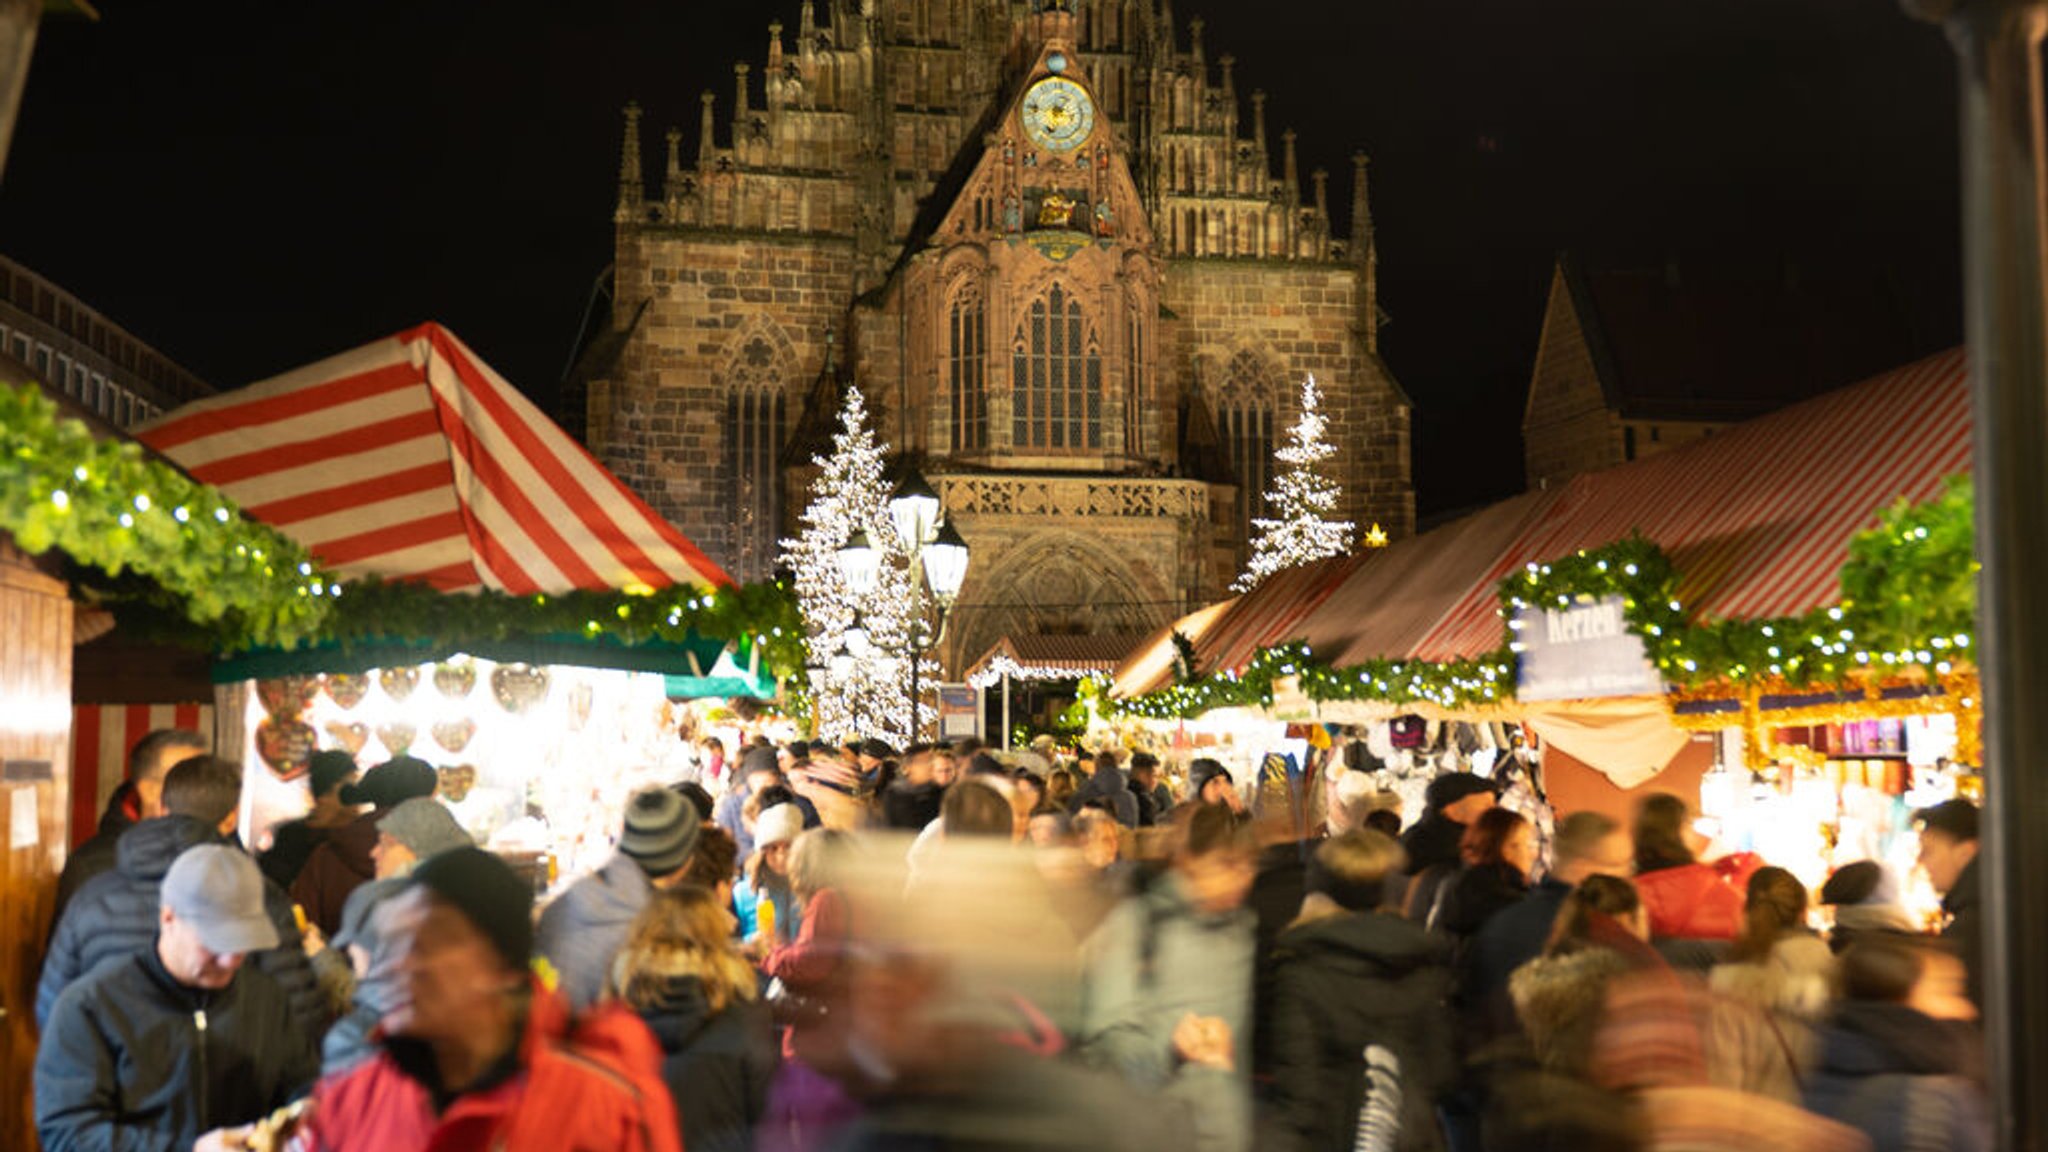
(135, 323, 783, 883)
(965, 632, 1144, 747)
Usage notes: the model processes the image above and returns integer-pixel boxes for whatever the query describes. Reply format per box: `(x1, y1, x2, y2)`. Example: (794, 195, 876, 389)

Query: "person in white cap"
(35, 843, 319, 1152)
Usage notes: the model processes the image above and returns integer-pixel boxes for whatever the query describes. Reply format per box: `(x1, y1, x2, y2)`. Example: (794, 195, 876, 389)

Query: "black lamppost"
(1903, 1, 2048, 1146)
(834, 469, 969, 743)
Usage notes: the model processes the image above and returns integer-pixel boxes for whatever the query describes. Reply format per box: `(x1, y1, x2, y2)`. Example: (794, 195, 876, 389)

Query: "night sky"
(0, 1, 1961, 517)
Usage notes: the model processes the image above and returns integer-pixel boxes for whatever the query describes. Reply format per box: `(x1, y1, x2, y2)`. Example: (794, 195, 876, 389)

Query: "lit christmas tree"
(1233, 373, 1355, 592)
(780, 385, 931, 745)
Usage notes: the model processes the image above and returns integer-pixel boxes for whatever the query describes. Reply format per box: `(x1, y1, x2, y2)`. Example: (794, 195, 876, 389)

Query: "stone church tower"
(588, 0, 1412, 672)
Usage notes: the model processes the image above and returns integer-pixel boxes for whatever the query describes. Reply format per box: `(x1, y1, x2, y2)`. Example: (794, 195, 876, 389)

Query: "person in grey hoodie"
(1080, 802, 1258, 1152)
(1066, 749, 1139, 828)
(536, 787, 702, 1011)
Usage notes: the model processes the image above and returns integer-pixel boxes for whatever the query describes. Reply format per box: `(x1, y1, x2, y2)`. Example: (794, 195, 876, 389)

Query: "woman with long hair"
(614, 885, 777, 1152)
(1707, 867, 1837, 1100)
(1630, 792, 1746, 944)
(1434, 807, 1535, 937)
(1510, 875, 1654, 1077)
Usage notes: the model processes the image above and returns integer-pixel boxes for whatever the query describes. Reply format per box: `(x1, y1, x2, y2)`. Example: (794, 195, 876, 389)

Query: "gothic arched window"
(1011, 284, 1102, 452)
(1124, 295, 1147, 458)
(949, 284, 987, 452)
(723, 334, 788, 581)
(1217, 349, 1276, 546)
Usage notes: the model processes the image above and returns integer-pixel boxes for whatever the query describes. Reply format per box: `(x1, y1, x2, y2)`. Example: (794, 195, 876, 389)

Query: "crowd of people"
(30, 727, 1993, 1152)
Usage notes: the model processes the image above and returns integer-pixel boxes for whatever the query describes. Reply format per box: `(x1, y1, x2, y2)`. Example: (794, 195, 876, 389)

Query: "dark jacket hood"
(638, 976, 718, 1051)
(1278, 910, 1450, 978)
(116, 815, 218, 882)
(1821, 1001, 1985, 1081)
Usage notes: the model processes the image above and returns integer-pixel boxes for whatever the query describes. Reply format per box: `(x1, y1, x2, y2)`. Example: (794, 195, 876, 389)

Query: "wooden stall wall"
(0, 539, 71, 1148)
(1542, 730, 1716, 827)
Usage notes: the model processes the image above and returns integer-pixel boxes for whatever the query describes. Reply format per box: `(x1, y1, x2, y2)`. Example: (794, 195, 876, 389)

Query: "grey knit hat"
(376, 797, 474, 859)
(619, 787, 700, 876)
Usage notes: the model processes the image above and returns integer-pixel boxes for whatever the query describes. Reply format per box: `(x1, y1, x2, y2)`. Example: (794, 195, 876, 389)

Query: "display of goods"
(434, 659, 477, 700)
(322, 673, 370, 710)
(257, 718, 317, 779)
(432, 717, 478, 753)
(379, 666, 419, 702)
(324, 721, 369, 757)
(256, 676, 319, 718)
(491, 664, 550, 714)
(438, 763, 478, 803)
(376, 722, 417, 757)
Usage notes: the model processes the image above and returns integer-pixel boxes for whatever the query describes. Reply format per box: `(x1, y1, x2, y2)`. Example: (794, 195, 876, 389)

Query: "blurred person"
(699, 734, 728, 785)
(1631, 791, 1745, 947)
(1510, 874, 1655, 1077)
(1804, 936, 1989, 1152)
(881, 745, 946, 830)
(35, 845, 318, 1152)
(792, 746, 869, 831)
(38, 756, 321, 1033)
(296, 847, 682, 1152)
(717, 747, 784, 859)
(1080, 802, 1258, 1152)
(1396, 773, 1498, 922)
(1364, 808, 1404, 838)
(1465, 811, 1631, 1040)
(1043, 763, 1079, 810)
(674, 778, 718, 825)
(1818, 860, 1916, 953)
(1013, 767, 1047, 818)
(759, 828, 863, 1152)
(52, 727, 207, 927)
(1027, 805, 1073, 848)
(1187, 757, 1245, 812)
(1711, 865, 1836, 1035)
(855, 738, 898, 792)
(1129, 752, 1171, 823)
(537, 787, 701, 1011)
(615, 885, 777, 1152)
(318, 876, 409, 1076)
(261, 749, 360, 889)
(293, 755, 438, 937)
(1434, 807, 1534, 937)
(370, 795, 474, 880)
(683, 826, 743, 912)
(1067, 748, 1139, 827)
(738, 802, 806, 945)
(1913, 798, 1981, 1008)
(1267, 829, 1455, 1152)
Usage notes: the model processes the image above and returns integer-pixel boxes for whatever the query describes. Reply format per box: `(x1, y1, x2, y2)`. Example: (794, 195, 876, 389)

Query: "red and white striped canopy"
(138, 323, 729, 595)
(1416, 347, 1970, 660)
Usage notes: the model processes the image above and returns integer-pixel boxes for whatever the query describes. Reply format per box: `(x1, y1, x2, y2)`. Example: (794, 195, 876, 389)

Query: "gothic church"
(586, 0, 1412, 673)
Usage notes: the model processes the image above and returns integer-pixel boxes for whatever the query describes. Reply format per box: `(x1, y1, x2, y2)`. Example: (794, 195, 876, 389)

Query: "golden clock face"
(1021, 76, 1095, 153)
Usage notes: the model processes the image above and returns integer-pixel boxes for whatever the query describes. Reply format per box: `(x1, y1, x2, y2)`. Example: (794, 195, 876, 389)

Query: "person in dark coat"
(1434, 807, 1534, 938)
(290, 755, 436, 937)
(51, 727, 207, 932)
(1066, 749, 1139, 827)
(1914, 798, 1982, 1009)
(1463, 811, 1631, 1040)
(880, 746, 950, 831)
(37, 757, 323, 1033)
(1128, 752, 1168, 827)
(259, 749, 359, 889)
(35, 845, 319, 1152)
(1268, 828, 1457, 1152)
(1804, 935, 1991, 1152)
(1396, 773, 1498, 922)
(614, 884, 778, 1152)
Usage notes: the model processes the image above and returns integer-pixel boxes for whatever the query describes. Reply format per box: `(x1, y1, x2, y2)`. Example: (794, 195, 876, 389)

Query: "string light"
(1233, 374, 1354, 593)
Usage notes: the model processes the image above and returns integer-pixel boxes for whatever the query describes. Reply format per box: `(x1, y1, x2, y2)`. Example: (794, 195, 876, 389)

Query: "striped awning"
(1416, 347, 1970, 660)
(137, 323, 729, 595)
(966, 633, 1147, 689)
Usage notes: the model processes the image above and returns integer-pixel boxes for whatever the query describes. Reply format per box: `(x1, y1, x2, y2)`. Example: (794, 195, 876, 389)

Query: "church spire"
(698, 90, 718, 167)
(663, 126, 684, 208)
(1350, 151, 1374, 263)
(1282, 127, 1299, 203)
(615, 101, 644, 224)
(1251, 89, 1268, 166)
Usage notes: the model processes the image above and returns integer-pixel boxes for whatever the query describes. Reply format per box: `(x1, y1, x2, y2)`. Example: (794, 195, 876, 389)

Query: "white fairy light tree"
(1233, 373, 1355, 592)
(780, 385, 930, 746)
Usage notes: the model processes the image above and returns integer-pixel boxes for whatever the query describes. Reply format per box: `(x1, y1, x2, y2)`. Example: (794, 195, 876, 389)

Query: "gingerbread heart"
(255, 676, 319, 719)
(257, 718, 316, 779)
(432, 718, 478, 753)
(434, 660, 476, 700)
(491, 664, 550, 714)
(322, 673, 369, 711)
(324, 721, 368, 757)
(376, 722, 417, 757)
(378, 666, 419, 702)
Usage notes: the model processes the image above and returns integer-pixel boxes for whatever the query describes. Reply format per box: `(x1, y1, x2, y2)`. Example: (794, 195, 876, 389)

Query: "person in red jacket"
(290, 847, 680, 1152)
(1630, 792, 1746, 946)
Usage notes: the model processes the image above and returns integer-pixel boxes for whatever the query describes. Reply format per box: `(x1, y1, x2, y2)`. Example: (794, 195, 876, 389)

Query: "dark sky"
(0, 1, 1961, 517)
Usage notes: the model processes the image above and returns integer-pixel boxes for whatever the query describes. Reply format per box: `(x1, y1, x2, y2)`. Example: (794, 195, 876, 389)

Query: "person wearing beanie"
(372, 797, 476, 880)
(35, 845, 319, 1152)
(301, 847, 682, 1152)
(736, 802, 805, 946)
(293, 755, 440, 938)
(714, 746, 790, 859)
(1396, 771, 1498, 921)
(1266, 829, 1454, 1152)
(1819, 860, 1916, 953)
(261, 751, 360, 890)
(536, 787, 703, 1013)
(1186, 758, 1245, 813)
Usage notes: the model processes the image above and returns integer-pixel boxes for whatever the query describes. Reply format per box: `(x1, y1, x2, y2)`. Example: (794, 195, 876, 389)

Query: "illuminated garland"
(966, 654, 1123, 690)
(0, 384, 333, 648)
(321, 576, 807, 680)
(1105, 478, 1979, 722)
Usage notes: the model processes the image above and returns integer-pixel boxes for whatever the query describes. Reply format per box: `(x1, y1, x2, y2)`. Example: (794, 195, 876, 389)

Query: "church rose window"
(1011, 283, 1101, 452)
(950, 287, 988, 452)
(724, 334, 787, 581)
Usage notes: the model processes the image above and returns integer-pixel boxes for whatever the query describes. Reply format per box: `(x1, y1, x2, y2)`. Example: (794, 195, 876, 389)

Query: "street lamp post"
(834, 469, 969, 745)
(1903, 1, 2048, 1147)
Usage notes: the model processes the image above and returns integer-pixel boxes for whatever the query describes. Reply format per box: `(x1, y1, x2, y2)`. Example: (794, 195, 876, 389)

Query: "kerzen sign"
(1514, 595, 1663, 701)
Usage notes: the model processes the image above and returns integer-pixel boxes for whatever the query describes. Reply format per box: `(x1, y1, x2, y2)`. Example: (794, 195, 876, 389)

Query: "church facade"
(586, 0, 1412, 672)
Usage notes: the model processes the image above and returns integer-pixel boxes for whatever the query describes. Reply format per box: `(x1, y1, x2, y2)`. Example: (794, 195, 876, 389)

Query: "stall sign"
(938, 684, 980, 740)
(1515, 595, 1662, 701)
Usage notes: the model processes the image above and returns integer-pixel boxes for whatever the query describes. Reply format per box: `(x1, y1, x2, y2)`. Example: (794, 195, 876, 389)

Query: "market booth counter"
(136, 323, 791, 891)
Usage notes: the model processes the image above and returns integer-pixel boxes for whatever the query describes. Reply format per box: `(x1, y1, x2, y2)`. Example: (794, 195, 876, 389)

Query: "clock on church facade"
(585, 0, 1413, 676)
